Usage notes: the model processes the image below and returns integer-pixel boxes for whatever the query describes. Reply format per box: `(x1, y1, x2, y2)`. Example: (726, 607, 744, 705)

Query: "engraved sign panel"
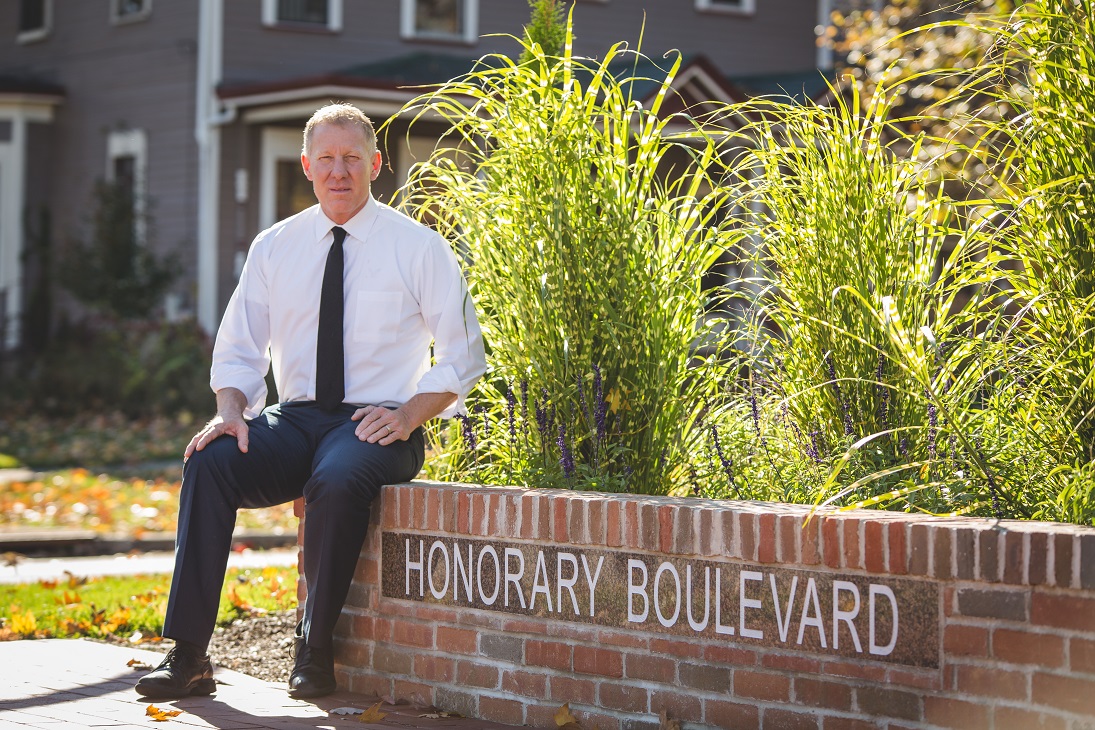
(381, 532, 940, 668)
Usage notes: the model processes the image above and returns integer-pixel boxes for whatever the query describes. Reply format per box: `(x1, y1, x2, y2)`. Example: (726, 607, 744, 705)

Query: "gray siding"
(0, 1, 201, 312)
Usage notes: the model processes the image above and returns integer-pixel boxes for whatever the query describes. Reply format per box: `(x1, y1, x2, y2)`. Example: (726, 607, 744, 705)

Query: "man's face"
(301, 122, 382, 225)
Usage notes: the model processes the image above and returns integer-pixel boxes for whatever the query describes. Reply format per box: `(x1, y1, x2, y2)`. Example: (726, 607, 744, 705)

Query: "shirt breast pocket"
(353, 290, 404, 344)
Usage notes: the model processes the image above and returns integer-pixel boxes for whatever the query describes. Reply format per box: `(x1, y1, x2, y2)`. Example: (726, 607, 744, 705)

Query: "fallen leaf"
(659, 710, 680, 730)
(329, 707, 364, 716)
(126, 658, 153, 671)
(555, 703, 581, 729)
(358, 702, 388, 723)
(145, 704, 183, 722)
(419, 711, 463, 719)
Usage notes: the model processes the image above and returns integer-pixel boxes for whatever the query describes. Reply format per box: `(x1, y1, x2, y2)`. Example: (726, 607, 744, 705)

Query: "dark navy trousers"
(163, 401, 424, 650)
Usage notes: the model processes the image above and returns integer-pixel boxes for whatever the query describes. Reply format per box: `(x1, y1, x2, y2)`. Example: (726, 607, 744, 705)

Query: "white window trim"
(695, 0, 756, 16)
(16, 0, 53, 44)
(259, 127, 305, 231)
(111, 0, 153, 26)
(400, 0, 479, 44)
(106, 128, 149, 244)
(262, 0, 343, 31)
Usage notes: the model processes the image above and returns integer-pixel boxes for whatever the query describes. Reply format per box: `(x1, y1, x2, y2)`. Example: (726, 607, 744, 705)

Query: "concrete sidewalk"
(0, 639, 516, 730)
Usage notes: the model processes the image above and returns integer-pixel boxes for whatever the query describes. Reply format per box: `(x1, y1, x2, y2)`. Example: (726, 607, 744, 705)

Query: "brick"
(699, 508, 715, 557)
(372, 645, 413, 674)
(640, 502, 659, 551)
(722, 509, 737, 558)
(650, 690, 703, 723)
(923, 696, 990, 729)
(740, 511, 758, 562)
(953, 526, 975, 580)
(706, 645, 758, 666)
(885, 667, 942, 692)
(1029, 532, 1048, 586)
(622, 721, 659, 730)
(801, 516, 821, 566)
(479, 697, 524, 726)
(795, 678, 852, 711)
(888, 521, 907, 574)
(934, 526, 953, 579)
(526, 703, 563, 730)
(442, 489, 458, 532)
(734, 670, 790, 702)
(679, 662, 731, 693)
(588, 498, 605, 545)
(705, 699, 760, 730)
(570, 496, 587, 545)
(650, 638, 703, 658)
(456, 660, 499, 689)
(993, 706, 1067, 730)
(944, 624, 989, 658)
(1054, 533, 1073, 588)
(480, 633, 523, 662)
(864, 520, 885, 573)
(956, 665, 1027, 700)
(761, 654, 822, 674)
(599, 631, 648, 650)
(501, 669, 547, 698)
(425, 488, 440, 531)
(435, 687, 478, 718)
(573, 646, 623, 678)
(607, 500, 623, 547)
(759, 512, 777, 564)
(659, 504, 676, 554)
(823, 660, 885, 682)
(763, 708, 820, 730)
(526, 640, 572, 671)
(993, 628, 1064, 668)
(435, 626, 477, 655)
(392, 620, 433, 649)
(413, 655, 455, 683)
(856, 687, 921, 721)
(1032, 672, 1095, 716)
(487, 492, 501, 537)
(780, 514, 799, 563)
(548, 675, 596, 705)
(1004, 529, 1024, 584)
(843, 518, 862, 570)
(957, 588, 1027, 621)
(350, 672, 391, 698)
(456, 491, 471, 534)
(1073, 637, 1095, 674)
(976, 528, 1000, 581)
(823, 517, 841, 569)
(1082, 533, 1095, 590)
(625, 653, 676, 683)
(909, 523, 930, 576)
(1032, 593, 1095, 632)
(393, 679, 434, 707)
(599, 682, 650, 713)
(821, 719, 881, 730)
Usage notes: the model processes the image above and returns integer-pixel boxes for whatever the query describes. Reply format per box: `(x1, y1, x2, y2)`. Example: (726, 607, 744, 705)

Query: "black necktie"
(316, 226, 347, 410)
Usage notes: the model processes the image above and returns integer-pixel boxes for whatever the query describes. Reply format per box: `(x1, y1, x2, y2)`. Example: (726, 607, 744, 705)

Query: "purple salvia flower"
(505, 387, 517, 443)
(535, 397, 550, 446)
(899, 437, 909, 459)
(457, 413, 477, 452)
(558, 424, 575, 478)
(593, 364, 608, 446)
(927, 395, 938, 474)
(520, 379, 529, 423)
(476, 403, 491, 442)
(807, 429, 822, 463)
(577, 374, 591, 428)
(710, 424, 738, 496)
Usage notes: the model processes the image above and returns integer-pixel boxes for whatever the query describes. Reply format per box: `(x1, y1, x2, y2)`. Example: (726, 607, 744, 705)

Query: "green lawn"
(0, 565, 298, 642)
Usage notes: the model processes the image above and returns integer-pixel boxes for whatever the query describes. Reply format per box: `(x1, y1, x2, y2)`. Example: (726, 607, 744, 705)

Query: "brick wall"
(297, 483, 1095, 729)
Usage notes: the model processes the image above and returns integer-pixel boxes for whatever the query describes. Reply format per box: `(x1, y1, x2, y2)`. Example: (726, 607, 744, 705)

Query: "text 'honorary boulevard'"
(381, 533, 939, 667)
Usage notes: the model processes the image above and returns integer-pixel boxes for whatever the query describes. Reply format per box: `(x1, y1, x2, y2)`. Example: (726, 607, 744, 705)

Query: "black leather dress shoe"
(135, 643, 216, 699)
(288, 624, 336, 699)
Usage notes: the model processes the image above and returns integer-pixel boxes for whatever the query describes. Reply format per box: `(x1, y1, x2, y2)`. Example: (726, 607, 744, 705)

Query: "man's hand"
(352, 405, 412, 445)
(184, 387, 250, 460)
(352, 392, 456, 446)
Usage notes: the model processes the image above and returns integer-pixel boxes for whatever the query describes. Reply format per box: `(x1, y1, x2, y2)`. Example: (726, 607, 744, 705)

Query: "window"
(17, 0, 52, 43)
(112, 0, 152, 24)
(695, 0, 755, 15)
(401, 0, 478, 43)
(107, 129, 148, 243)
(262, 0, 343, 31)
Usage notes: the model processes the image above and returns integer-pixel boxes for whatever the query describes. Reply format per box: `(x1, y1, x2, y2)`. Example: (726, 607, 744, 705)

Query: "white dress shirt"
(210, 198, 486, 419)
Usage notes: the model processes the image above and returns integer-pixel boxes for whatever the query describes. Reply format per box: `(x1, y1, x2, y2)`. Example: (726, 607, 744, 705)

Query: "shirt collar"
(313, 196, 379, 245)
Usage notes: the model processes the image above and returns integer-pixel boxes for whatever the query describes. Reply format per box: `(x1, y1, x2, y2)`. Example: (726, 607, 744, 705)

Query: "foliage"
(0, 565, 297, 641)
(0, 467, 296, 537)
(396, 17, 738, 495)
(1, 318, 214, 418)
(58, 179, 176, 320)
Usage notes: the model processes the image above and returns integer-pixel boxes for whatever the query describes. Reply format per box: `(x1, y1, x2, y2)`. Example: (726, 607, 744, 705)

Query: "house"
(0, 0, 833, 346)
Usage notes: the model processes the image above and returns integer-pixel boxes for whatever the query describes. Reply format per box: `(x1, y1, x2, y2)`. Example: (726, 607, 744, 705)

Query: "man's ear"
(301, 152, 313, 180)
(370, 150, 382, 181)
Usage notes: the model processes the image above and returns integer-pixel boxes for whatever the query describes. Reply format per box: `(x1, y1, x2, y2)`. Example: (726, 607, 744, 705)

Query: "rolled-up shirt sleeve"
(414, 235, 486, 418)
(210, 242, 272, 418)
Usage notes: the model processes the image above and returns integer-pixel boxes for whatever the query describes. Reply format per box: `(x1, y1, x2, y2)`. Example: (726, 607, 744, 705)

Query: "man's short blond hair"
(302, 103, 377, 156)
